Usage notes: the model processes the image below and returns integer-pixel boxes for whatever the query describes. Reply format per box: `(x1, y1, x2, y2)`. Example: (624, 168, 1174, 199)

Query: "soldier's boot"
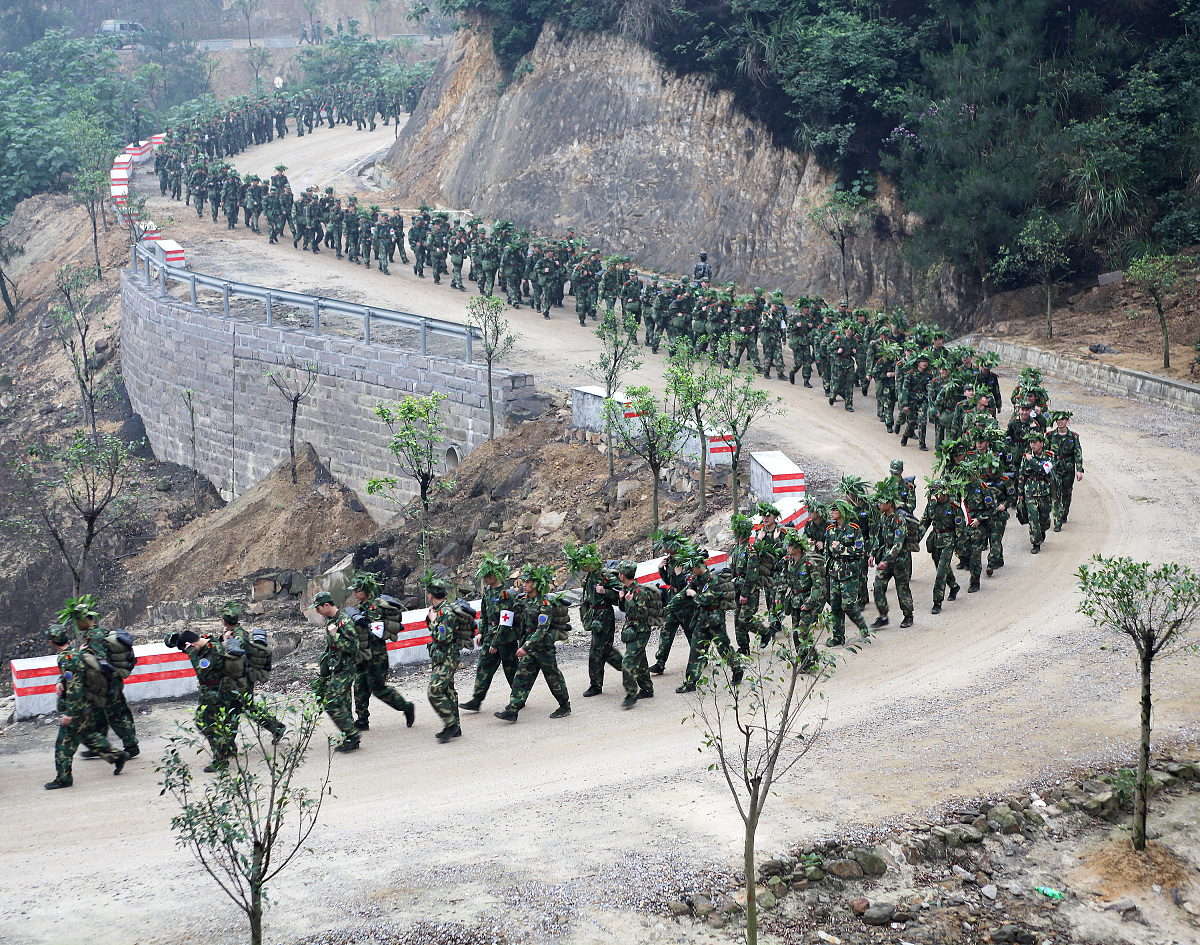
(45, 778, 72, 789)
(435, 726, 461, 743)
(549, 705, 572, 719)
(621, 695, 638, 709)
(649, 662, 665, 675)
(494, 708, 519, 722)
(871, 615, 889, 628)
(460, 697, 483, 711)
(931, 602, 942, 614)
(582, 686, 602, 697)
(900, 615, 914, 628)
(948, 585, 959, 600)
(113, 751, 130, 775)
(789, 367, 797, 384)
(334, 738, 360, 753)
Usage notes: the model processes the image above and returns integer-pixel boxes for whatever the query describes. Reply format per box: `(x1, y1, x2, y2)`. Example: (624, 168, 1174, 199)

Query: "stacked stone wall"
(121, 270, 536, 521)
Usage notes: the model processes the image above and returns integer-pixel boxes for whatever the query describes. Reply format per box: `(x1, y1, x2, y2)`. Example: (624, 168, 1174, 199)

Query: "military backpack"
(715, 570, 738, 611)
(899, 509, 922, 553)
(548, 594, 572, 643)
(450, 599, 479, 650)
(104, 628, 138, 679)
(242, 628, 272, 685)
(222, 639, 249, 694)
(80, 652, 114, 708)
(643, 584, 665, 629)
(375, 594, 406, 642)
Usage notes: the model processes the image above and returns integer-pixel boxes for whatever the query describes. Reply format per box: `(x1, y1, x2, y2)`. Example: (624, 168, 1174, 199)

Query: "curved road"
(2, 128, 1198, 945)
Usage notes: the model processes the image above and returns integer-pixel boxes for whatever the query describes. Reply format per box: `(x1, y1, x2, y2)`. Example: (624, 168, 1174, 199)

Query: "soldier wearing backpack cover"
(165, 628, 249, 771)
(313, 591, 366, 753)
(344, 575, 416, 732)
(565, 542, 623, 698)
(869, 482, 915, 629)
(494, 565, 572, 722)
(425, 579, 462, 743)
(44, 625, 129, 789)
(62, 595, 139, 759)
(220, 602, 287, 742)
(617, 560, 659, 708)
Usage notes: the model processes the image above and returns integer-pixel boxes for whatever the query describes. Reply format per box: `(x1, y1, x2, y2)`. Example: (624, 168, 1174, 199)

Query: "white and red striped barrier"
(126, 139, 153, 162)
(158, 239, 184, 266)
(750, 450, 805, 502)
(12, 643, 197, 721)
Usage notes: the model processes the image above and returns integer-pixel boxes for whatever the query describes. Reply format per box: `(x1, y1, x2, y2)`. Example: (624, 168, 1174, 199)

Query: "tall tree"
(806, 187, 872, 304)
(580, 310, 643, 482)
(0, 236, 25, 323)
(265, 358, 318, 484)
(63, 109, 119, 277)
(990, 211, 1071, 339)
(665, 341, 721, 516)
(1077, 556, 1200, 851)
(1125, 254, 1182, 370)
(714, 363, 779, 515)
(465, 294, 519, 440)
(234, 0, 262, 47)
(604, 385, 687, 532)
(50, 265, 104, 444)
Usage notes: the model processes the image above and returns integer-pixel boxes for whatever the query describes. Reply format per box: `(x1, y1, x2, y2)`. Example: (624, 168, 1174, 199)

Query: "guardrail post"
(266, 293, 273, 327)
(466, 332, 473, 364)
(312, 299, 320, 334)
(420, 319, 427, 356)
(131, 245, 137, 271)
(158, 265, 166, 296)
(189, 275, 197, 305)
(364, 308, 371, 344)
(223, 283, 231, 318)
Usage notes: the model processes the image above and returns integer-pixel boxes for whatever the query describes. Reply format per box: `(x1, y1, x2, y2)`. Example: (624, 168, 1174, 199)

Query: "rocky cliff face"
(382, 20, 984, 322)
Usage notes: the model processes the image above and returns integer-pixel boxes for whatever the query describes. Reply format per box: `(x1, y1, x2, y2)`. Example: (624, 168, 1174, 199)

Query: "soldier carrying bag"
(104, 628, 138, 679)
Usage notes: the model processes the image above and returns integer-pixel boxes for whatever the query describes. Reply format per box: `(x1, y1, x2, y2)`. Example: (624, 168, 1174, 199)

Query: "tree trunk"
(1133, 647, 1152, 851)
(1045, 281, 1053, 340)
(650, 462, 660, 532)
(246, 18, 253, 46)
(839, 240, 849, 305)
(1156, 300, 1170, 369)
(731, 455, 740, 515)
(250, 848, 264, 945)
(745, 800, 760, 945)
(486, 359, 496, 439)
(1, 269, 17, 323)
(91, 210, 102, 278)
(289, 397, 299, 483)
(696, 413, 708, 516)
(605, 384, 616, 481)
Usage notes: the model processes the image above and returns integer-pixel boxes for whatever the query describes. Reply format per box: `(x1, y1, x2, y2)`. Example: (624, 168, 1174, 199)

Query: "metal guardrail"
(131, 243, 478, 361)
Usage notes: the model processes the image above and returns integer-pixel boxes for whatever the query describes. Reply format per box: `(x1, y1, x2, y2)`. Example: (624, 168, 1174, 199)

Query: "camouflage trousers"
(1025, 494, 1051, 546)
(875, 380, 896, 427)
(586, 619, 623, 690)
(96, 679, 138, 751)
(832, 363, 856, 407)
(761, 334, 784, 375)
(788, 340, 811, 380)
(1052, 477, 1075, 527)
(872, 554, 913, 618)
(374, 237, 389, 271)
(621, 628, 653, 698)
(56, 704, 120, 783)
(471, 641, 518, 702)
(428, 651, 460, 730)
(828, 572, 869, 642)
(450, 255, 465, 288)
(576, 285, 597, 323)
(354, 643, 413, 725)
(412, 244, 426, 276)
(733, 589, 760, 655)
(653, 612, 690, 667)
(479, 265, 497, 297)
(197, 691, 239, 764)
(899, 404, 928, 446)
(962, 521, 988, 583)
(732, 337, 761, 369)
(506, 646, 570, 712)
(929, 537, 961, 605)
(684, 613, 740, 687)
(987, 509, 1009, 569)
(322, 667, 359, 741)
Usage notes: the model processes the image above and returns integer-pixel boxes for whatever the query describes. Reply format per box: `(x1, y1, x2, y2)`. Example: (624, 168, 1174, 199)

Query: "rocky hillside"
(380, 20, 970, 321)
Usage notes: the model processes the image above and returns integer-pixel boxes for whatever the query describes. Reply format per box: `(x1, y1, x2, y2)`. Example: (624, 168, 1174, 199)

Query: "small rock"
(849, 898, 870, 916)
(155, 477, 172, 492)
(805, 866, 825, 882)
(982, 884, 998, 900)
(856, 850, 888, 876)
(667, 899, 690, 916)
(756, 888, 777, 910)
(893, 909, 913, 922)
(0, 374, 12, 388)
(253, 577, 279, 601)
(245, 601, 266, 616)
(1104, 898, 1138, 915)
(707, 914, 726, 929)
(862, 903, 896, 926)
(693, 895, 714, 917)
(95, 338, 110, 353)
(1181, 901, 1198, 916)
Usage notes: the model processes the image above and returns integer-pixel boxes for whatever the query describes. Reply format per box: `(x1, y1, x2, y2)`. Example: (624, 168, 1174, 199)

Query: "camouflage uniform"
(580, 567, 623, 693)
(352, 600, 415, 727)
(1018, 447, 1057, 549)
(728, 536, 760, 656)
(1047, 427, 1083, 528)
(187, 637, 240, 766)
(920, 495, 962, 608)
(871, 509, 914, 621)
(651, 555, 690, 670)
(502, 594, 571, 714)
(51, 644, 123, 785)
(825, 520, 869, 643)
(681, 569, 740, 690)
(84, 625, 138, 753)
(426, 599, 461, 733)
(466, 583, 519, 705)
(319, 610, 361, 746)
(619, 581, 654, 700)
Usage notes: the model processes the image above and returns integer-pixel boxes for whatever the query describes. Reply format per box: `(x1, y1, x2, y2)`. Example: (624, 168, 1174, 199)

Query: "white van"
(96, 20, 148, 48)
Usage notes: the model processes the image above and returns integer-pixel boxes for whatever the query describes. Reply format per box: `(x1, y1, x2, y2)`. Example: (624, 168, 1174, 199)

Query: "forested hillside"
(444, 0, 1200, 291)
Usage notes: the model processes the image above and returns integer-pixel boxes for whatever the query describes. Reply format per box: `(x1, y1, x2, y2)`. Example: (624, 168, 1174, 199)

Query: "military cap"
(220, 601, 241, 623)
(46, 625, 70, 646)
(1028, 430, 1046, 443)
(731, 513, 753, 538)
(618, 560, 637, 578)
(312, 591, 335, 607)
(785, 529, 806, 548)
(275, 164, 287, 171)
(426, 578, 449, 599)
(1049, 410, 1073, 422)
(350, 572, 379, 593)
(890, 459, 904, 473)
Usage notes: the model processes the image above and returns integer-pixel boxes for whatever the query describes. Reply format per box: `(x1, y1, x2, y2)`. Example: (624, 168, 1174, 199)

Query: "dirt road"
(2, 130, 1198, 945)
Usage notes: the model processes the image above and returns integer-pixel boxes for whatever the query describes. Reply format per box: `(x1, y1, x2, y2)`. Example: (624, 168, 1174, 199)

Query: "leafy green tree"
(604, 385, 687, 532)
(465, 294, 519, 440)
(50, 265, 105, 443)
(1125, 254, 1182, 370)
(159, 694, 333, 945)
(11, 430, 143, 596)
(234, 0, 262, 47)
(689, 615, 832, 945)
(246, 45, 273, 95)
(63, 109, 119, 277)
(990, 211, 1071, 339)
(665, 341, 721, 516)
(806, 187, 872, 305)
(714, 363, 779, 515)
(369, 393, 451, 566)
(580, 309, 643, 482)
(1077, 556, 1200, 851)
